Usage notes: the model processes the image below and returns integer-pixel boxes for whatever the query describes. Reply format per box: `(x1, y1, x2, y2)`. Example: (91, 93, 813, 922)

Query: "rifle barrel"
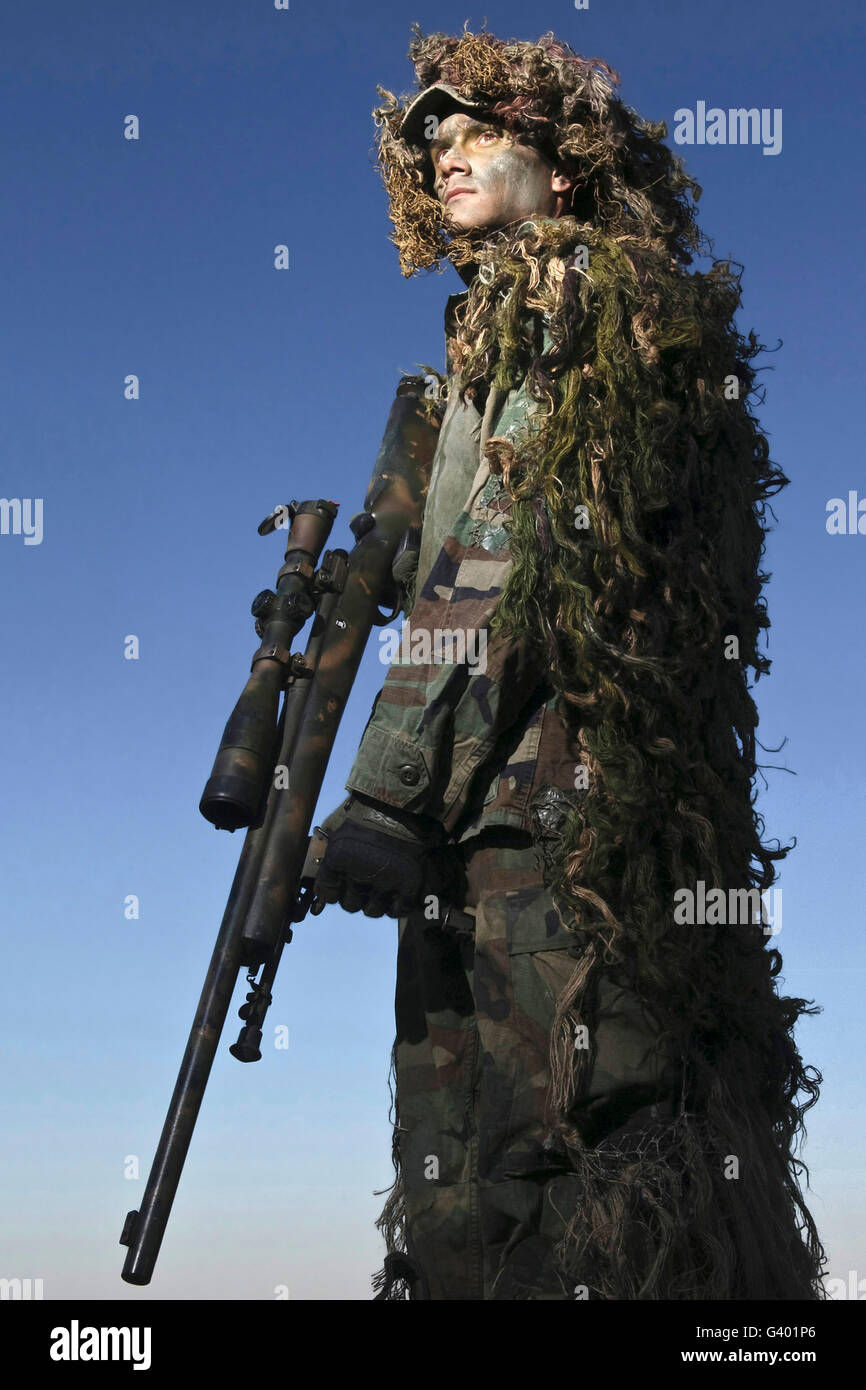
(119, 827, 265, 1284)
(120, 556, 340, 1285)
(120, 380, 442, 1285)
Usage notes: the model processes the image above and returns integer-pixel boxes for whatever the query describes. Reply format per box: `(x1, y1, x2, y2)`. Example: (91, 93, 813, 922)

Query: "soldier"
(313, 25, 825, 1300)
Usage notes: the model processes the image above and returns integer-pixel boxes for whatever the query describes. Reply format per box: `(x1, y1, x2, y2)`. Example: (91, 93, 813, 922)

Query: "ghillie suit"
(368, 23, 825, 1299)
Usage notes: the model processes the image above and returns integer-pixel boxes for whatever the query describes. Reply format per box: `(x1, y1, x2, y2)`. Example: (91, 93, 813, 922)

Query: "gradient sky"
(1, 0, 863, 1300)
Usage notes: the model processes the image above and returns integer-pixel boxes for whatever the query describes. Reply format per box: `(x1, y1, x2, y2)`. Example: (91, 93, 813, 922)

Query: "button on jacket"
(344, 291, 580, 846)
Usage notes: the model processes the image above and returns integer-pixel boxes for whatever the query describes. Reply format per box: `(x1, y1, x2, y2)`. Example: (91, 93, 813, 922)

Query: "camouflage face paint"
(432, 113, 563, 233)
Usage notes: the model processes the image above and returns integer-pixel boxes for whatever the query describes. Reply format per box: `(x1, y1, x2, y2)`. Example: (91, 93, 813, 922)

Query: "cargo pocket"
(506, 885, 576, 955)
(569, 974, 682, 1146)
(583, 977, 679, 1100)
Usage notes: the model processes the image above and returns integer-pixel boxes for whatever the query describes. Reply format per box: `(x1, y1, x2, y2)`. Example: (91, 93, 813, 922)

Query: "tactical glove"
(311, 792, 465, 919)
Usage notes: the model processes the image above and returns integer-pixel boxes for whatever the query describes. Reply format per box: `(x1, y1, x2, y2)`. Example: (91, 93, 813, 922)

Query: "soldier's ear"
(550, 149, 581, 196)
(557, 160, 591, 218)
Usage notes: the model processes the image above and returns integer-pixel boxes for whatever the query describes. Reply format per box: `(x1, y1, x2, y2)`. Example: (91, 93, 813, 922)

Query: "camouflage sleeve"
(343, 467, 545, 837)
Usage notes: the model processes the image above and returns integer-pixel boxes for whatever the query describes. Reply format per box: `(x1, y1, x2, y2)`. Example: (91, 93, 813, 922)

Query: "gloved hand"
(311, 792, 466, 919)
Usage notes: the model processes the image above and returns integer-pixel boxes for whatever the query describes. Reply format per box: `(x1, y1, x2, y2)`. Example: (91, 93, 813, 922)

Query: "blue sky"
(1, 0, 863, 1300)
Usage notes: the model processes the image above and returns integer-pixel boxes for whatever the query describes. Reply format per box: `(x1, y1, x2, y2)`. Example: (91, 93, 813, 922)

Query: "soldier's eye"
(433, 129, 498, 167)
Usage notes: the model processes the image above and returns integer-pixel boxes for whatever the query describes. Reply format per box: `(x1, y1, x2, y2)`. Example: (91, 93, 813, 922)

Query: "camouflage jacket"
(344, 290, 580, 848)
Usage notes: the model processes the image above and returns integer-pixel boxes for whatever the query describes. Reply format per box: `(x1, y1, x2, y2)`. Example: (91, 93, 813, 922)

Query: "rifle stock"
(120, 376, 441, 1285)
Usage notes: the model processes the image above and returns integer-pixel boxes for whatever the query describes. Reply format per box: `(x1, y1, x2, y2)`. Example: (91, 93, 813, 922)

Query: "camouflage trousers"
(376, 828, 681, 1301)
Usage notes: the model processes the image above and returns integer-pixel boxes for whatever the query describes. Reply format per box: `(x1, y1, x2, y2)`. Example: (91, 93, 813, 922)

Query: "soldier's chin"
(442, 201, 492, 233)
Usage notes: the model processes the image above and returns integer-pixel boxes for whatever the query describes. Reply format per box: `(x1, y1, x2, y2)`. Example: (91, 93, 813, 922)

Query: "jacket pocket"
(506, 884, 575, 954)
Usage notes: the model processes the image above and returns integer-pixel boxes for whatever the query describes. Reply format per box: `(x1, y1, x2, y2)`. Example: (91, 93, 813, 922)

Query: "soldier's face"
(429, 111, 573, 232)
